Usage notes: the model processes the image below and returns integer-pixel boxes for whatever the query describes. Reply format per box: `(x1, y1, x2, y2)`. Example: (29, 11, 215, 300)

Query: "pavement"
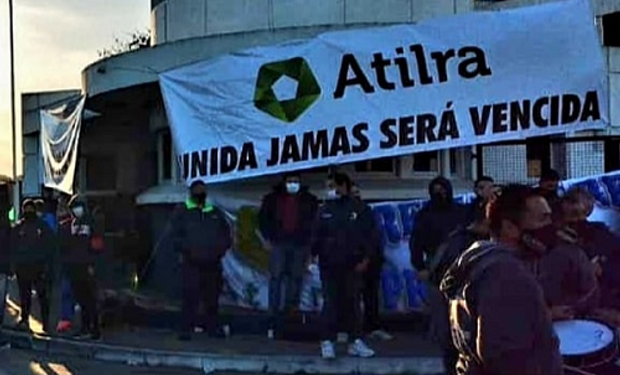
(0, 281, 445, 375)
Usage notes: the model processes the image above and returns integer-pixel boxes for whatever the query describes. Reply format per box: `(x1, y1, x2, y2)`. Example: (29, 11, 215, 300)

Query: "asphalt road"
(0, 349, 201, 375)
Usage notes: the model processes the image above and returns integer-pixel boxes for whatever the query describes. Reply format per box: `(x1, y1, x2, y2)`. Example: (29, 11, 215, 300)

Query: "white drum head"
(553, 320, 615, 356)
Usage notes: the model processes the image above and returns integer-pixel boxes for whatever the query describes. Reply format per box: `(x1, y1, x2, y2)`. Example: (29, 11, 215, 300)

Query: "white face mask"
(286, 182, 300, 194)
(326, 189, 339, 200)
(72, 206, 85, 218)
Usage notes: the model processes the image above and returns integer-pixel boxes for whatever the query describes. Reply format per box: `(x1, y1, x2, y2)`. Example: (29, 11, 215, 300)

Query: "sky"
(0, 0, 150, 177)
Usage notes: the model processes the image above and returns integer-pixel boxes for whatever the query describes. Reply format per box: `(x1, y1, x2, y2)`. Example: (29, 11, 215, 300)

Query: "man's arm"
(409, 210, 429, 271)
(216, 208, 232, 254)
(476, 263, 557, 375)
(257, 194, 276, 243)
(170, 205, 186, 255)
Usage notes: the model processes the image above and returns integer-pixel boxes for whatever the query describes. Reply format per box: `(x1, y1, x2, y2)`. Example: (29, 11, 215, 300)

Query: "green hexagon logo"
(254, 57, 321, 123)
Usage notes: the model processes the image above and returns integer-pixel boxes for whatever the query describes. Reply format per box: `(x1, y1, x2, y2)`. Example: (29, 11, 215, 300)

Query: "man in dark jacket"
(312, 172, 375, 359)
(440, 185, 563, 375)
(173, 181, 232, 341)
(12, 198, 54, 333)
(426, 217, 490, 375)
(410, 176, 467, 280)
(535, 169, 562, 212)
(60, 197, 101, 340)
(466, 176, 496, 224)
(258, 172, 318, 338)
(351, 183, 392, 341)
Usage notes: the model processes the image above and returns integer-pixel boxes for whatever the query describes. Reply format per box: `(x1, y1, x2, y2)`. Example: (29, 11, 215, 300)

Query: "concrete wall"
(150, 0, 472, 45)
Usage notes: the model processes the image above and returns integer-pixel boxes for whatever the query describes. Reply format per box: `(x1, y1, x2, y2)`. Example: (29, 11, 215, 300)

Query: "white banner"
(214, 171, 620, 312)
(159, 0, 608, 185)
(40, 96, 85, 195)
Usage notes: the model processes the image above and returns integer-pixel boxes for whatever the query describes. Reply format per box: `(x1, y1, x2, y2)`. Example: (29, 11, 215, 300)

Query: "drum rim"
(555, 319, 618, 369)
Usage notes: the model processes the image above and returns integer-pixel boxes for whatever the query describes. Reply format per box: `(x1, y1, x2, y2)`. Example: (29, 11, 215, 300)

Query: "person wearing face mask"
(350, 183, 392, 341)
(11, 198, 54, 333)
(532, 193, 600, 322)
(55, 197, 77, 334)
(173, 181, 232, 341)
(311, 172, 375, 359)
(59, 197, 101, 340)
(561, 188, 620, 316)
(410, 176, 467, 281)
(440, 185, 563, 375)
(258, 172, 318, 339)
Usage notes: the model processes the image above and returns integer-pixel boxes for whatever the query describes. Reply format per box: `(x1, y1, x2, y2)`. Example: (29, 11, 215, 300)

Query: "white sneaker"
(348, 339, 375, 358)
(337, 332, 348, 343)
(321, 340, 336, 359)
(369, 329, 394, 341)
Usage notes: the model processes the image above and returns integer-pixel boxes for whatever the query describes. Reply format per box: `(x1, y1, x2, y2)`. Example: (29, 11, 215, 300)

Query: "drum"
(553, 320, 618, 370)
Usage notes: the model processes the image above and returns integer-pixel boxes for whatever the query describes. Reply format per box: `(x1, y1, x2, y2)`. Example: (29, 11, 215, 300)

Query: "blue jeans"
(60, 276, 75, 321)
(268, 245, 308, 324)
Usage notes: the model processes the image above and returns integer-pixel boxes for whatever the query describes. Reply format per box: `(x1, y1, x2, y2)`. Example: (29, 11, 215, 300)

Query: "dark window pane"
(413, 151, 439, 172)
(355, 157, 394, 173)
(162, 132, 172, 180)
(86, 156, 117, 191)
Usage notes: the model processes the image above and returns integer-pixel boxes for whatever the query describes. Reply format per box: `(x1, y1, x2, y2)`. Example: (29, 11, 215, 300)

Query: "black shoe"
(177, 333, 191, 342)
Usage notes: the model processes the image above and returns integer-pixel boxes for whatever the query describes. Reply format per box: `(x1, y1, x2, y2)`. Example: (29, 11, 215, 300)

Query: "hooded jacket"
(410, 177, 467, 271)
(440, 241, 563, 375)
(11, 216, 54, 265)
(311, 195, 373, 270)
(258, 184, 318, 247)
(172, 199, 232, 263)
(59, 201, 97, 265)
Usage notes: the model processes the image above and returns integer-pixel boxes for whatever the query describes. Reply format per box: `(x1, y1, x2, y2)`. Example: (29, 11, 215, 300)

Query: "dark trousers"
(181, 261, 223, 334)
(67, 264, 99, 335)
(361, 264, 382, 333)
(268, 245, 307, 327)
(16, 264, 50, 330)
(321, 268, 362, 341)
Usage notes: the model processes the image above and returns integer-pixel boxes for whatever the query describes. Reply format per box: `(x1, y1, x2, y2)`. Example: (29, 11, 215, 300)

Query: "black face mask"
(192, 193, 207, 205)
(24, 211, 37, 220)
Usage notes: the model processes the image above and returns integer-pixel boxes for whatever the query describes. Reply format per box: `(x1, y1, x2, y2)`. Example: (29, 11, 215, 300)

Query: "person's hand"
(264, 241, 274, 252)
(591, 256, 604, 278)
(550, 305, 575, 321)
(355, 258, 370, 273)
(417, 270, 431, 282)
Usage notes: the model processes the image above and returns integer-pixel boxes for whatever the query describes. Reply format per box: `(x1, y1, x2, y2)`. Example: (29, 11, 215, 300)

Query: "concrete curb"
(2, 330, 445, 374)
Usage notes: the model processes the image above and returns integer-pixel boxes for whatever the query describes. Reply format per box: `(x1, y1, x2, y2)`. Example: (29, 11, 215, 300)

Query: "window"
(605, 139, 620, 172)
(526, 137, 551, 178)
(157, 130, 179, 184)
(354, 157, 396, 173)
(412, 151, 440, 173)
(398, 148, 473, 180)
(85, 155, 117, 191)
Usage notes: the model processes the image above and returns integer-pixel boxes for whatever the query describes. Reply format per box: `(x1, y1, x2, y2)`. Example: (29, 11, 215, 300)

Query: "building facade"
(21, 0, 620, 245)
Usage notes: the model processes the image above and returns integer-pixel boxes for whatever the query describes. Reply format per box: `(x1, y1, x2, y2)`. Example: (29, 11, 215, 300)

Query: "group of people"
(0, 193, 102, 340)
(419, 169, 620, 375)
(14, 166, 619, 372)
(174, 173, 389, 359)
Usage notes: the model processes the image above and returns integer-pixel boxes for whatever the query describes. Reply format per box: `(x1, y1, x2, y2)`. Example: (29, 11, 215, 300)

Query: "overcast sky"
(0, 0, 150, 176)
